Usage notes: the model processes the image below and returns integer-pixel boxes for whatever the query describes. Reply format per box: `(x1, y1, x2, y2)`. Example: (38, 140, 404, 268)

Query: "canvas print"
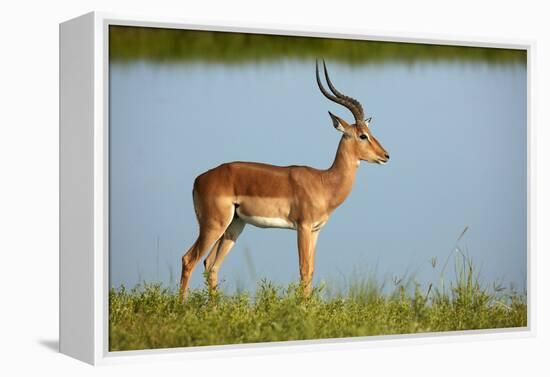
(108, 25, 527, 351)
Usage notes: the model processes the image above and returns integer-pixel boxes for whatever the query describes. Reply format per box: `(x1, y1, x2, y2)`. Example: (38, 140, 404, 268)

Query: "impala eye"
(359, 134, 369, 141)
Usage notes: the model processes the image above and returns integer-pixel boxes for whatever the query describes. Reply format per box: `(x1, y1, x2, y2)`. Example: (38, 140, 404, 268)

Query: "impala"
(180, 60, 389, 298)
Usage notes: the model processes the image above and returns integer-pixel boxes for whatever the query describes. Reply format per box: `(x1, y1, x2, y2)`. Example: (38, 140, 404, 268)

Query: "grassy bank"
(109, 257, 526, 351)
(109, 26, 526, 64)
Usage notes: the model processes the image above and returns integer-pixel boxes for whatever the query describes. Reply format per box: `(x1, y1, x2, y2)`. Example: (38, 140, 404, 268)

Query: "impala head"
(316, 60, 390, 165)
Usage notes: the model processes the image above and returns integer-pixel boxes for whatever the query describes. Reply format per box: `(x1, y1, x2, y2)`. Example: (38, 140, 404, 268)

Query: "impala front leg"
(297, 225, 319, 297)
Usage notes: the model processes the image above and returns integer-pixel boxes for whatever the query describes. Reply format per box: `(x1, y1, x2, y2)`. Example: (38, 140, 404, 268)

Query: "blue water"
(109, 60, 527, 293)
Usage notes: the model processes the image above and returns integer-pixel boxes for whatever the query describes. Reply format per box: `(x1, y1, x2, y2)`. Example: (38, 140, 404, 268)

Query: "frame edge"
(59, 11, 96, 365)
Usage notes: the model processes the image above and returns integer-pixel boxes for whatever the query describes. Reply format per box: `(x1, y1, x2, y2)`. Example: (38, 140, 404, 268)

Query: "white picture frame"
(59, 11, 535, 365)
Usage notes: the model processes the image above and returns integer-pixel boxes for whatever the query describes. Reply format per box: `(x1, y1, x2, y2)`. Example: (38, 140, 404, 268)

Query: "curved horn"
(322, 60, 365, 121)
(315, 60, 365, 123)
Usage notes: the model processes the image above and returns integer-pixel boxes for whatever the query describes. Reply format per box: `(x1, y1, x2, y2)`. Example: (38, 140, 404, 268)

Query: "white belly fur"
(236, 208, 296, 230)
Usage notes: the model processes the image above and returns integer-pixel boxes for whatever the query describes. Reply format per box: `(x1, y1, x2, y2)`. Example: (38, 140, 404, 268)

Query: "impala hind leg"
(203, 238, 222, 278)
(180, 229, 226, 299)
(179, 204, 235, 300)
(204, 217, 245, 290)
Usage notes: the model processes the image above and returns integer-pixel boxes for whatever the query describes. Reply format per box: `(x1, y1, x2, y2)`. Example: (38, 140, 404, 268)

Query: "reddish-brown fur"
(180, 64, 389, 299)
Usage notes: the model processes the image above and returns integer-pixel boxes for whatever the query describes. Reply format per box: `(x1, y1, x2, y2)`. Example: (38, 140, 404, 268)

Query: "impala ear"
(328, 111, 350, 134)
(365, 117, 372, 124)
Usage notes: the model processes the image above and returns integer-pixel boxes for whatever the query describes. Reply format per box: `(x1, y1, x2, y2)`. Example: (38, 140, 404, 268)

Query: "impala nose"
(384, 153, 390, 160)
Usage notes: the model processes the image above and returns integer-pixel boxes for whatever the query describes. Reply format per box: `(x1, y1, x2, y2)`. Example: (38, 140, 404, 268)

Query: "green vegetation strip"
(109, 26, 526, 64)
(109, 269, 526, 351)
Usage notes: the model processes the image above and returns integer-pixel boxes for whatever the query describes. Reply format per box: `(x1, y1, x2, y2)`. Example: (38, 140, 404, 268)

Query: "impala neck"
(324, 136, 360, 209)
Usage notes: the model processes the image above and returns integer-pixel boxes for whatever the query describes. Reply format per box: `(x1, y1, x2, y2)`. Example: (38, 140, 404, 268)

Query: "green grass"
(109, 254, 527, 351)
(109, 25, 526, 65)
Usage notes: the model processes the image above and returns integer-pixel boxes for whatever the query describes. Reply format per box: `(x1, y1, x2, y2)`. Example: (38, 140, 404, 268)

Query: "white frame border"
(62, 11, 536, 365)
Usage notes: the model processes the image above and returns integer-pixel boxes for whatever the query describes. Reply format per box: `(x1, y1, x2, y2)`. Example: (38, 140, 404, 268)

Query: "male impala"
(180, 60, 389, 298)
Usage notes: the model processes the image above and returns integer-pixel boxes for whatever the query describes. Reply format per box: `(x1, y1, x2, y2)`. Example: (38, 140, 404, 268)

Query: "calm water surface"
(109, 60, 527, 292)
